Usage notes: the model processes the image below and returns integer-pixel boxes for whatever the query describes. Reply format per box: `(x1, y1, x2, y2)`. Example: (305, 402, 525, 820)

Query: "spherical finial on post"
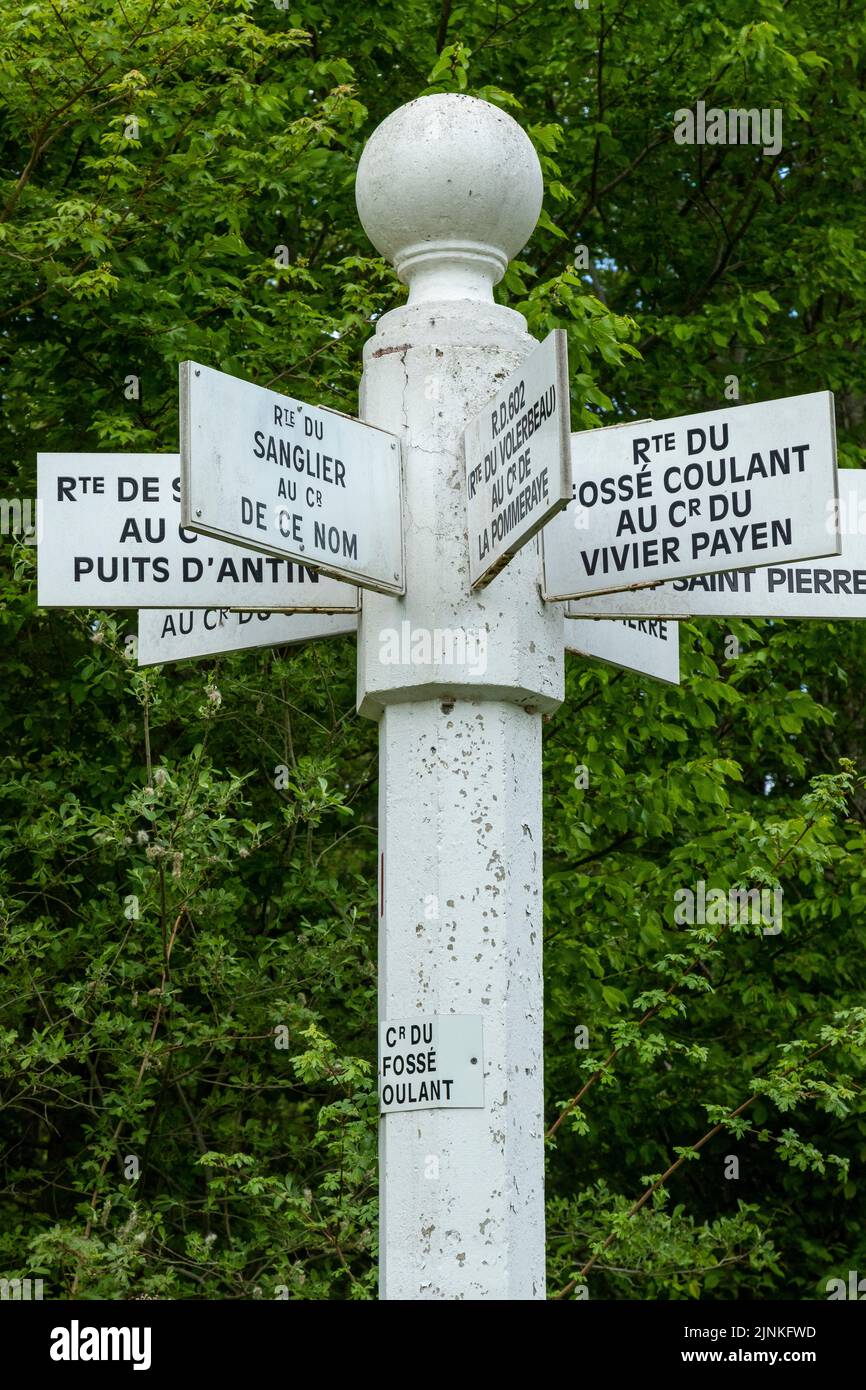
(356, 94, 543, 304)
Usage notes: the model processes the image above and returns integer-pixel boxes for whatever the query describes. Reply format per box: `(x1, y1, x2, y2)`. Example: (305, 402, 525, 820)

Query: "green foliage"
(1, 0, 865, 1300)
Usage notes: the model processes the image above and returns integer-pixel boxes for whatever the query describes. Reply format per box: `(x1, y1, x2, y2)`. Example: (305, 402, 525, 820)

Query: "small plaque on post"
(379, 1015, 485, 1114)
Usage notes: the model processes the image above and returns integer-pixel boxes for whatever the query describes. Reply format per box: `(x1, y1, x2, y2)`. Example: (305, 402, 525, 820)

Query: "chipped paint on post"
(355, 94, 563, 1300)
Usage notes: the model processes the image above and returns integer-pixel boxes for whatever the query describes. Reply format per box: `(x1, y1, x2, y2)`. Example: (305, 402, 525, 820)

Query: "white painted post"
(355, 94, 564, 1300)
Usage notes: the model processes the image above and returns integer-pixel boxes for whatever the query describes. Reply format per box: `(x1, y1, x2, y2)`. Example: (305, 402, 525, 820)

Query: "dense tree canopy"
(1, 0, 865, 1299)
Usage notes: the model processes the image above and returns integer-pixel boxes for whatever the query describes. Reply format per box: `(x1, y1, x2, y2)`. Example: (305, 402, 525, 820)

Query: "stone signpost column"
(354, 93, 564, 1300)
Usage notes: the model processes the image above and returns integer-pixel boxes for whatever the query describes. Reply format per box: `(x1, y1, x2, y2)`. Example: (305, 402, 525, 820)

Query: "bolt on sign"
(180, 362, 405, 596)
(542, 391, 840, 601)
(378, 1016, 485, 1114)
(565, 617, 680, 685)
(464, 329, 572, 589)
(37, 455, 359, 611)
(567, 469, 866, 620)
(137, 609, 358, 666)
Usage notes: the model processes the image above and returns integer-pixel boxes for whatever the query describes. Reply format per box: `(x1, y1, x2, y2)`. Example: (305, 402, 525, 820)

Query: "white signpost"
(355, 94, 562, 1302)
(378, 1015, 484, 1114)
(542, 392, 840, 600)
(567, 470, 866, 620)
(565, 617, 680, 685)
(37, 454, 358, 611)
(464, 329, 571, 588)
(34, 93, 850, 1306)
(137, 608, 358, 666)
(181, 362, 405, 595)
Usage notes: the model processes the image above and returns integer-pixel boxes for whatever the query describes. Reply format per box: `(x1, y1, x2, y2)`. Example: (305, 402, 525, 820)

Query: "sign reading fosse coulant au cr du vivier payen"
(542, 392, 840, 601)
(567, 470, 866, 620)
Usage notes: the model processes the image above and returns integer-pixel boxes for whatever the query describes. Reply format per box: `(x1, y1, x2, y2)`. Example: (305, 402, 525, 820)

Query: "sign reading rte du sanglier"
(181, 361, 405, 596)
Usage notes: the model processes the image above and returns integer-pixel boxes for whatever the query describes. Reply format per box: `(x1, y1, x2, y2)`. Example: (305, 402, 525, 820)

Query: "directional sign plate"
(379, 1015, 484, 1114)
(181, 362, 404, 595)
(465, 329, 571, 589)
(565, 617, 680, 685)
(543, 392, 840, 600)
(567, 469, 866, 620)
(37, 454, 359, 611)
(138, 608, 358, 666)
